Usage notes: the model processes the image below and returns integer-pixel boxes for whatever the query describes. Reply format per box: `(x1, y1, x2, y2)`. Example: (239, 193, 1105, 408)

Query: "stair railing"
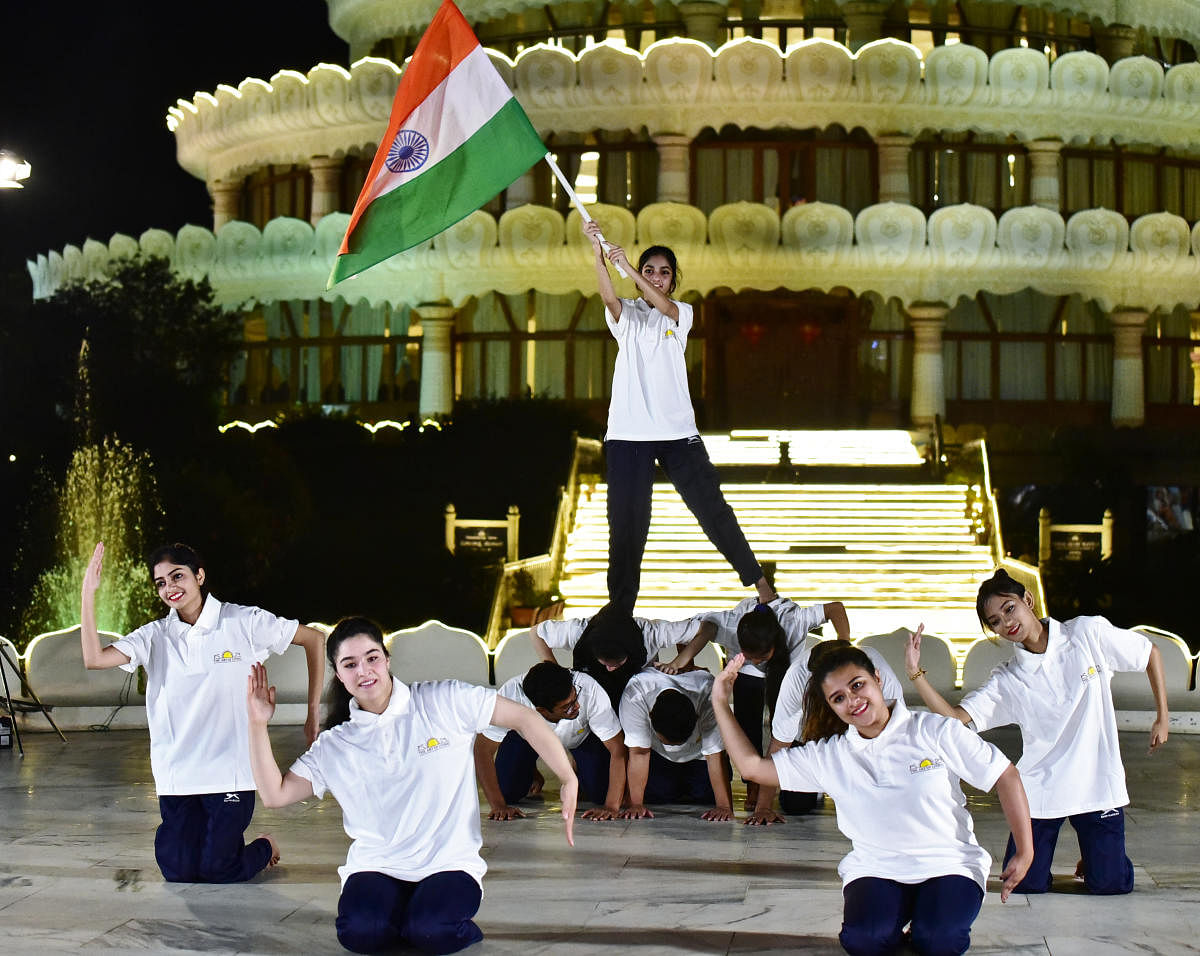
(483, 433, 602, 650)
(960, 437, 1047, 618)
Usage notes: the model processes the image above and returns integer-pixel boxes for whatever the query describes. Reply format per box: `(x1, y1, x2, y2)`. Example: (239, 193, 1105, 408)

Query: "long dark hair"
(325, 616, 388, 730)
(147, 542, 209, 599)
(800, 642, 879, 743)
(737, 603, 791, 716)
(573, 604, 646, 707)
(976, 568, 1028, 637)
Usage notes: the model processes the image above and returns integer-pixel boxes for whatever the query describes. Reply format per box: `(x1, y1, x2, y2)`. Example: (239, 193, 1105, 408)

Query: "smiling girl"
(905, 568, 1169, 895)
(713, 644, 1033, 955)
(79, 541, 325, 884)
(247, 617, 576, 954)
(584, 219, 772, 615)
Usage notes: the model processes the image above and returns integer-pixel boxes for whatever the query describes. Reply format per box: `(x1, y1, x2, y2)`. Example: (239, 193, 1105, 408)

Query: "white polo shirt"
(112, 596, 297, 795)
(618, 668, 723, 763)
(291, 679, 497, 888)
(772, 645, 904, 744)
(539, 615, 695, 664)
(959, 615, 1152, 818)
(605, 297, 698, 441)
(773, 698, 1010, 891)
(694, 596, 827, 678)
(481, 671, 621, 750)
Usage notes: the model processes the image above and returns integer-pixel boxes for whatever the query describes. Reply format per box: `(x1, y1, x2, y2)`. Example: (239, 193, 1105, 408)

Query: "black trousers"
(606, 436, 762, 614)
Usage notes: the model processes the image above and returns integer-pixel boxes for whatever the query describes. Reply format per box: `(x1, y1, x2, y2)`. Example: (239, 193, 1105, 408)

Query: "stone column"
(678, 1, 726, 48)
(309, 155, 343, 224)
(415, 306, 456, 420)
(876, 134, 913, 204)
(842, 0, 889, 52)
(1190, 310, 1200, 406)
(1095, 24, 1137, 65)
(1026, 140, 1063, 211)
(209, 179, 242, 232)
(1109, 308, 1148, 427)
(908, 303, 949, 427)
(653, 134, 691, 204)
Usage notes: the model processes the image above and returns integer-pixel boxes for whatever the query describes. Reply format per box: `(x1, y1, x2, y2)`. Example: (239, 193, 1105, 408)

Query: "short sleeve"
(959, 667, 1013, 733)
(605, 298, 636, 338)
(244, 606, 300, 657)
(772, 740, 824, 794)
(641, 616, 697, 655)
(698, 599, 754, 651)
(539, 618, 587, 651)
(446, 681, 499, 734)
(1088, 616, 1153, 673)
(771, 659, 809, 743)
(698, 702, 723, 756)
(290, 738, 330, 799)
(934, 716, 1010, 792)
(579, 676, 622, 741)
(481, 677, 524, 742)
(111, 623, 155, 673)
(675, 300, 694, 336)
(618, 686, 654, 750)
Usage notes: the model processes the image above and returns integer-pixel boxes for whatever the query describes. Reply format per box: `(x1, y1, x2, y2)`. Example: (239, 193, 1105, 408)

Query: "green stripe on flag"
(328, 99, 546, 287)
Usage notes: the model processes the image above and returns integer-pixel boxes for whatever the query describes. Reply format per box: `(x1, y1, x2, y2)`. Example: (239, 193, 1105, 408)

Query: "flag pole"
(544, 153, 629, 278)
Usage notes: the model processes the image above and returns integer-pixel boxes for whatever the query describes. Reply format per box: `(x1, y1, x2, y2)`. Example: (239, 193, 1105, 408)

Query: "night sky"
(0, 2, 347, 283)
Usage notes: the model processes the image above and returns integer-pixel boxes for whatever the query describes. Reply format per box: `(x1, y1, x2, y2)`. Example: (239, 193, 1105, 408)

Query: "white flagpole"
(543, 153, 629, 278)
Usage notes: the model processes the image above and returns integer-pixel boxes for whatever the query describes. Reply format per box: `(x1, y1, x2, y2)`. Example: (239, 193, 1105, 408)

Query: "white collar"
(844, 697, 907, 750)
(1011, 617, 1059, 671)
(168, 594, 222, 632)
(349, 676, 411, 724)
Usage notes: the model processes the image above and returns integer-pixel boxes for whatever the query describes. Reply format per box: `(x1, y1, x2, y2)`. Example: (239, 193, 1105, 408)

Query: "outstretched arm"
(711, 654, 780, 789)
(904, 625, 972, 725)
(292, 625, 326, 746)
(246, 662, 316, 808)
(584, 220, 623, 322)
(994, 764, 1033, 901)
(472, 734, 526, 821)
(491, 697, 576, 846)
(1145, 644, 1169, 753)
(659, 620, 714, 674)
(79, 542, 131, 670)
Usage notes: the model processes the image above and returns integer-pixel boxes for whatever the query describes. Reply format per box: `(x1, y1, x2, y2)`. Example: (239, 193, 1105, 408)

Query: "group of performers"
(75, 220, 1171, 956)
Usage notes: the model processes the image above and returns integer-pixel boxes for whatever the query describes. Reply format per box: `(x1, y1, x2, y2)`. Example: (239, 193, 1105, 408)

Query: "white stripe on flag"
(361, 46, 516, 209)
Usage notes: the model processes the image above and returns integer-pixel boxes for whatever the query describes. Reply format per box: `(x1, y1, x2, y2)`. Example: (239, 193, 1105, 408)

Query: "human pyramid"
(78, 218, 1171, 956)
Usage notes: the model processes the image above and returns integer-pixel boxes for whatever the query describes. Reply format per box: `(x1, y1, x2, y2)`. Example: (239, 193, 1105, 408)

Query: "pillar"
(907, 303, 948, 427)
(1189, 310, 1200, 406)
(309, 155, 343, 224)
(415, 305, 456, 419)
(842, 1, 889, 52)
(653, 134, 691, 204)
(677, 1, 726, 48)
(876, 134, 913, 204)
(209, 179, 242, 232)
(1026, 140, 1063, 211)
(1095, 24, 1137, 65)
(1109, 308, 1148, 427)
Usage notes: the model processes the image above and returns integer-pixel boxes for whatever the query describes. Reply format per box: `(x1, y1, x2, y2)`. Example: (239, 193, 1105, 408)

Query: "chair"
(492, 629, 572, 686)
(384, 620, 491, 686)
(961, 638, 1014, 693)
(268, 632, 326, 704)
(858, 628, 955, 707)
(25, 626, 144, 707)
(1112, 627, 1193, 711)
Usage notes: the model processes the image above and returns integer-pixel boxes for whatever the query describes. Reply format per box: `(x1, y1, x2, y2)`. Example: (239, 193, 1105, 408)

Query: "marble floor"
(2, 724, 1198, 955)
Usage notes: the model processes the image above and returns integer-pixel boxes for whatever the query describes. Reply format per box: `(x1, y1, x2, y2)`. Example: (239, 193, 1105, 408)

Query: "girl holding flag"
(585, 219, 772, 615)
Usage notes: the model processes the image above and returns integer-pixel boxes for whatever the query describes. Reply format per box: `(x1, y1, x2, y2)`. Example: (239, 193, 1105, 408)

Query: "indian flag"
(327, 0, 547, 288)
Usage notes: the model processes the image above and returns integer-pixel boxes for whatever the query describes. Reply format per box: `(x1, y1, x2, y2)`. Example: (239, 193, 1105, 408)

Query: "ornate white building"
(27, 1, 1200, 431)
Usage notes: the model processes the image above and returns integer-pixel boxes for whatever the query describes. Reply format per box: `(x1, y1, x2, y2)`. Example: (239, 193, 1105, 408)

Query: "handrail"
(964, 438, 1047, 618)
(483, 433, 601, 649)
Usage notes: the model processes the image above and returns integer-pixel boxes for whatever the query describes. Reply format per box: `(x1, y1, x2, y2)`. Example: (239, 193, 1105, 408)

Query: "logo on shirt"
(664, 328, 675, 339)
(909, 756, 945, 775)
(1080, 665, 1102, 684)
(213, 650, 243, 664)
(417, 736, 450, 755)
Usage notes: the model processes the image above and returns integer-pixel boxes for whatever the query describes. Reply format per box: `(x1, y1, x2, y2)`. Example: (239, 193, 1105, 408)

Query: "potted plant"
(508, 569, 562, 628)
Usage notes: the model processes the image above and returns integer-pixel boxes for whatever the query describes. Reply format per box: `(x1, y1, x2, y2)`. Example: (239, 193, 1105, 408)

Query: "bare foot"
(260, 833, 281, 867)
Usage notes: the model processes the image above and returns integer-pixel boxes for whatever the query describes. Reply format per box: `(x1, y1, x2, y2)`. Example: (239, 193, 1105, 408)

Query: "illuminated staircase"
(557, 431, 995, 648)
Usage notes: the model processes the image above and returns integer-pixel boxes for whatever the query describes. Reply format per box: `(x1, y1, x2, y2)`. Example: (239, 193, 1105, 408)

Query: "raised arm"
(491, 696, 576, 846)
(79, 542, 132, 670)
(292, 625, 326, 746)
(658, 620, 714, 674)
(584, 220, 623, 322)
(993, 764, 1033, 901)
(246, 662, 316, 808)
(472, 734, 526, 821)
(823, 601, 851, 642)
(529, 620, 556, 663)
(711, 654, 779, 789)
(1145, 644, 1169, 753)
(904, 625, 971, 725)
